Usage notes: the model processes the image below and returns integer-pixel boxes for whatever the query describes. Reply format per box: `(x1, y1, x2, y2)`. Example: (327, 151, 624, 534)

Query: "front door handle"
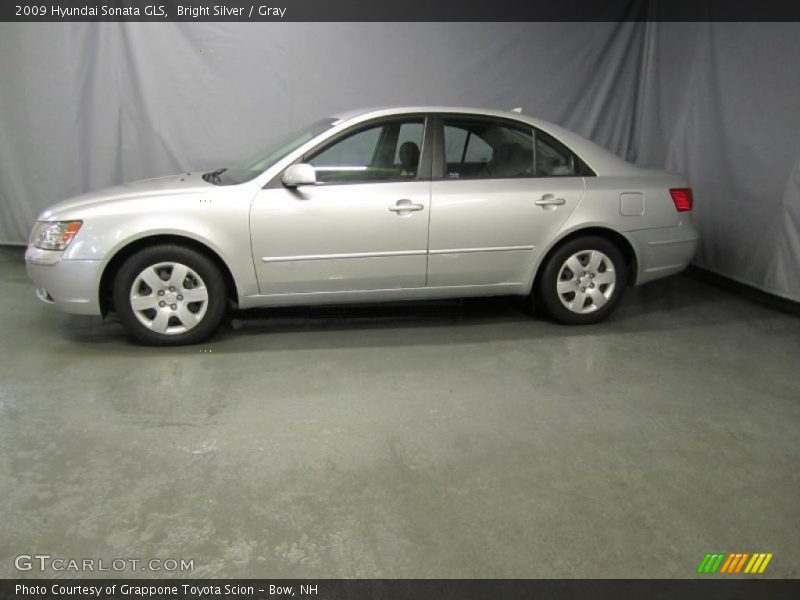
(389, 199, 424, 213)
(535, 194, 566, 207)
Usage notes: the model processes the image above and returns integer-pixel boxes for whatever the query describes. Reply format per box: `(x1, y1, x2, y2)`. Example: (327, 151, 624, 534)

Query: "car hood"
(39, 173, 213, 219)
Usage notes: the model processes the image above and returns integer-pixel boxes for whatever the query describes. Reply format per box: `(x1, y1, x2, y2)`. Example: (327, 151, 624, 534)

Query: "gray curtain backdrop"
(635, 22, 800, 302)
(0, 22, 798, 300)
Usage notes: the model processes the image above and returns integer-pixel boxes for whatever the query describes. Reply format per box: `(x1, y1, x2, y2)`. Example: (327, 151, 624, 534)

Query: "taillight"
(669, 188, 693, 212)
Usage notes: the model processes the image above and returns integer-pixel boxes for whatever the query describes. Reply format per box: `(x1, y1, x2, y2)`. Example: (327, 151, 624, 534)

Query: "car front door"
(427, 115, 587, 287)
(250, 116, 432, 295)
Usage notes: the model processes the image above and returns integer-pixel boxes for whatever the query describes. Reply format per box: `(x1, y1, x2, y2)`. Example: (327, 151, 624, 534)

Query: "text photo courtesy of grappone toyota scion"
(26, 107, 698, 345)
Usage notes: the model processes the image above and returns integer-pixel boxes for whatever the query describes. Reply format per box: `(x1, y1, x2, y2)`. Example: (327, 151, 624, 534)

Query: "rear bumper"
(628, 226, 699, 285)
(25, 247, 105, 315)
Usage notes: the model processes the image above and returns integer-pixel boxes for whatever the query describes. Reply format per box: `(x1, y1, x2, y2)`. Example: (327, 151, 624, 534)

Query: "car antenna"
(510, 107, 522, 113)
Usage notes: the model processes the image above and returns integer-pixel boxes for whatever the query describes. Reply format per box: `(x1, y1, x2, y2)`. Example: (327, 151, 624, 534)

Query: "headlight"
(32, 221, 83, 251)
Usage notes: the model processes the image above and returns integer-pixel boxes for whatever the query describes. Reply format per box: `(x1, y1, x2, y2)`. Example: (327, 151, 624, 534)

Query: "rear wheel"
(112, 245, 227, 345)
(535, 236, 627, 325)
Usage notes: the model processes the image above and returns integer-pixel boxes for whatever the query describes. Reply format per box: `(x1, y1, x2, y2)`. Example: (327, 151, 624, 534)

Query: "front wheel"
(112, 245, 227, 345)
(535, 236, 628, 325)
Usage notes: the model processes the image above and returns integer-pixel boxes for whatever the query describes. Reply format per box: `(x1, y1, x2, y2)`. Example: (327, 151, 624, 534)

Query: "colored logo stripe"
(720, 553, 749, 573)
(744, 553, 773, 574)
(696, 553, 773, 574)
(697, 553, 726, 573)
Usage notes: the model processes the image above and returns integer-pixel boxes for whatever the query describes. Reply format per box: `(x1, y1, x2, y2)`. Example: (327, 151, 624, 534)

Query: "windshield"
(209, 118, 336, 185)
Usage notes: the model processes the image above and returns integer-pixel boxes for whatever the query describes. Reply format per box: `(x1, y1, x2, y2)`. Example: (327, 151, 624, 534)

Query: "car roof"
(331, 105, 526, 121)
(330, 106, 641, 176)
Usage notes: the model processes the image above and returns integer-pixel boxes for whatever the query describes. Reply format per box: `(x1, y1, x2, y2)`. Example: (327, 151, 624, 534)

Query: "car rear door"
(427, 115, 586, 287)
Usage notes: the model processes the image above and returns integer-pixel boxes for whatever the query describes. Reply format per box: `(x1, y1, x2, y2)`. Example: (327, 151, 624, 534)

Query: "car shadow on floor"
(62, 276, 752, 352)
(57, 274, 760, 353)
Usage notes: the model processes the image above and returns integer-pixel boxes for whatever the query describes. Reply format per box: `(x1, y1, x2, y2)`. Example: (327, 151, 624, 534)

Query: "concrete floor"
(0, 245, 798, 579)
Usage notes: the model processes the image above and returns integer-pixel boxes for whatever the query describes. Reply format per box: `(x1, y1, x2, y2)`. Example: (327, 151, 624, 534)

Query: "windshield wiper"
(202, 168, 227, 183)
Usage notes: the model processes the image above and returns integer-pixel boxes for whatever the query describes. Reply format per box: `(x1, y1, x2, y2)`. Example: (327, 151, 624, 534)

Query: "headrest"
(399, 141, 420, 171)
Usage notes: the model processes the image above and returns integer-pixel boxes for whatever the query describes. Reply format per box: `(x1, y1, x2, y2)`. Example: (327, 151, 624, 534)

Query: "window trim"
(432, 113, 595, 181)
(534, 127, 595, 178)
(460, 130, 471, 164)
(267, 114, 433, 189)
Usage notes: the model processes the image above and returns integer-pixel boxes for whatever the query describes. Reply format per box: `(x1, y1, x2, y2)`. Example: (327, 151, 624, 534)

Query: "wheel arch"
(531, 226, 639, 294)
(99, 234, 239, 315)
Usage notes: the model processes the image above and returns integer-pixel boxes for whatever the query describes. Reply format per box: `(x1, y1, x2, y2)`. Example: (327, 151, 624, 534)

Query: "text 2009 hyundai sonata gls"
(26, 106, 698, 345)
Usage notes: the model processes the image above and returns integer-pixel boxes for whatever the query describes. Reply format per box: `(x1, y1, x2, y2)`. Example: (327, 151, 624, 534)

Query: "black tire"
(112, 244, 227, 346)
(535, 236, 628, 325)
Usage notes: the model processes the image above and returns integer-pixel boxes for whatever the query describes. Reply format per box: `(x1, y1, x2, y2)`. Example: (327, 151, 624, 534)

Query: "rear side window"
(442, 118, 533, 179)
(440, 116, 594, 179)
(535, 129, 593, 177)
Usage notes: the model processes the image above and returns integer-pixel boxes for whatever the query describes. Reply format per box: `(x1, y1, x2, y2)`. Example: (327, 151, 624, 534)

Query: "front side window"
(306, 118, 425, 184)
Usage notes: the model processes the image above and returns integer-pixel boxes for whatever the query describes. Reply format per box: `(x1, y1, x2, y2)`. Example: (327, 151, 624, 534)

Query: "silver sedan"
(26, 106, 698, 345)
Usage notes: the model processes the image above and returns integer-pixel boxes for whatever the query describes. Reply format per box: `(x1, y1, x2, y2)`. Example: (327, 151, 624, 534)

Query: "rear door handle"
(535, 194, 566, 207)
(389, 199, 424, 213)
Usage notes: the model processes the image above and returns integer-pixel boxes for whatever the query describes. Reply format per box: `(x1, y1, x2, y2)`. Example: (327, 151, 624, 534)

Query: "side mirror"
(282, 163, 316, 187)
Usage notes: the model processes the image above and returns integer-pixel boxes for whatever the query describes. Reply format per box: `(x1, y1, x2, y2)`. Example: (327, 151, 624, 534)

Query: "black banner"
(3, 580, 800, 600)
(3, 0, 800, 22)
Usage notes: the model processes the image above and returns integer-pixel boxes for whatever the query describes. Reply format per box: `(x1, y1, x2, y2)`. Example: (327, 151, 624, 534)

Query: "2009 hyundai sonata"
(26, 106, 698, 345)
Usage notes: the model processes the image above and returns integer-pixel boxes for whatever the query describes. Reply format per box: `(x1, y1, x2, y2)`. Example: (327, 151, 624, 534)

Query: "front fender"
(62, 194, 259, 300)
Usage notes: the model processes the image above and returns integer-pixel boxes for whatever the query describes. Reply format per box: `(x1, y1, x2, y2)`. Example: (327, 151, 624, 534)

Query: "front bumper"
(25, 247, 106, 315)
